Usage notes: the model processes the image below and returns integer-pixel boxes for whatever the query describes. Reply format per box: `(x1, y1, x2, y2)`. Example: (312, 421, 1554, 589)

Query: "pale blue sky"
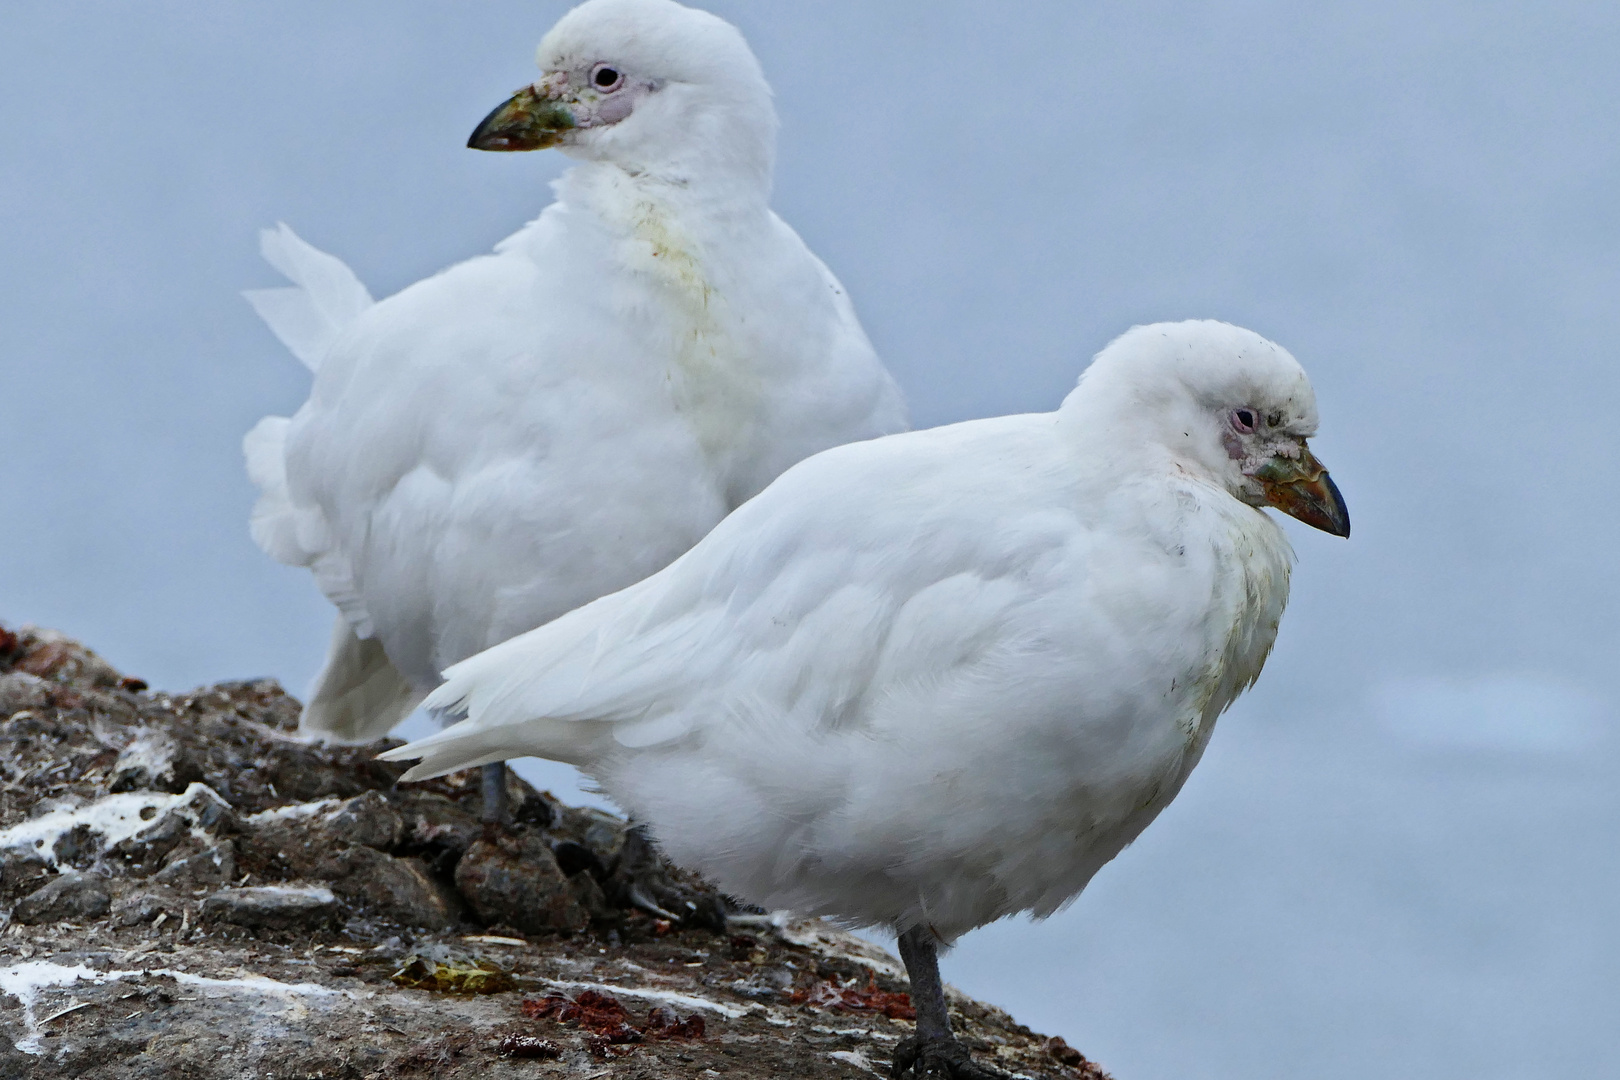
(2, 4, 1615, 1076)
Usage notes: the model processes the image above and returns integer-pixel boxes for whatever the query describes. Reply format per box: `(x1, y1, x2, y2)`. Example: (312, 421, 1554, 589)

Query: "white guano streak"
(0, 791, 187, 868)
(0, 961, 350, 1055)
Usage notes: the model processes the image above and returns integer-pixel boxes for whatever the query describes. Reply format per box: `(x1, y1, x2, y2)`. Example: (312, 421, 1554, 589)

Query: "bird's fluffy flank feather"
(241, 414, 376, 641)
(242, 416, 305, 567)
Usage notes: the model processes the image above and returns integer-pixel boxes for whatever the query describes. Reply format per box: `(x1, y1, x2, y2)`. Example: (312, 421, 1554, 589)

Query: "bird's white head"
(1066, 320, 1350, 536)
(467, 0, 776, 194)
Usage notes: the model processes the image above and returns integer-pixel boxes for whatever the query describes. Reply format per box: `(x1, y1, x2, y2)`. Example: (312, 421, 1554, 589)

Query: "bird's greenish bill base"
(468, 85, 577, 151)
(1256, 444, 1351, 537)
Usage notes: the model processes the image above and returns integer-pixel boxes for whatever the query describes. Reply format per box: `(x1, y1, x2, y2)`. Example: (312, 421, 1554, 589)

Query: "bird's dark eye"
(1231, 408, 1258, 433)
(592, 65, 623, 90)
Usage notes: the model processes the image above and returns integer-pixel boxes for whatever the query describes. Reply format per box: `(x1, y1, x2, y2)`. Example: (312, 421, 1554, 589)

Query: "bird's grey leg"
(891, 925, 1007, 1079)
(480, 761, 509, 826)
(897, 925, 952, 1040)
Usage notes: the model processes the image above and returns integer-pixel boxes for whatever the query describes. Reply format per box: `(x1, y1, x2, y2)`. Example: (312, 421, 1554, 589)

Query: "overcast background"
(2, 2, 1616, 1077)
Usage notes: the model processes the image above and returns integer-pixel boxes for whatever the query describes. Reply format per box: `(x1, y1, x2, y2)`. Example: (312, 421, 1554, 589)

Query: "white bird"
(382, 320, 1350, 1078)
(243, 0, 906, 820)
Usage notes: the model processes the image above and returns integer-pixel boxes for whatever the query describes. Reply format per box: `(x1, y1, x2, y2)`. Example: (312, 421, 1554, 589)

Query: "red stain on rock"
(643, 1005, 706, 1041)
(521, 989, 706, 1058)
(789, 972, 916, 1020)
(524, 989, 633, 1032)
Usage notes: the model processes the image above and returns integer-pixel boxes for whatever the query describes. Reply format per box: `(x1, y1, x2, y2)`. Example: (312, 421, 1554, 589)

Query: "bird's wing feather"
(385, 415, 1076, 778)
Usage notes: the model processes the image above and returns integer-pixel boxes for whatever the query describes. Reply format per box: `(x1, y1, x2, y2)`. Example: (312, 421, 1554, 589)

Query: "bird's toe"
(891, 1036, 1011, 1080)
(607, 824, 728, 932)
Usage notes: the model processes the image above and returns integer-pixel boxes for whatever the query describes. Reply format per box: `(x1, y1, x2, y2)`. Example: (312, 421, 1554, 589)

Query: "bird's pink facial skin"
(581, 62, 647, 128)
(1220, 405, 1350, 537)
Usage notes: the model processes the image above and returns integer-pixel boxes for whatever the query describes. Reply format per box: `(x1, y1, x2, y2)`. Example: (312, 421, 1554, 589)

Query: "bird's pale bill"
(1255, 444, 1351, 537)
(468, 82, 577, 151)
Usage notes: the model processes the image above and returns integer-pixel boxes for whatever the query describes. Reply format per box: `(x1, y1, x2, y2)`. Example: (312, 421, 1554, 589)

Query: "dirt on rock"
(0, 624, 1113, 1080)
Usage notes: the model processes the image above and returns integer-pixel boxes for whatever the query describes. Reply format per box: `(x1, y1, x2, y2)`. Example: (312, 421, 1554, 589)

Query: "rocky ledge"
(0, 625, 1110, 1080)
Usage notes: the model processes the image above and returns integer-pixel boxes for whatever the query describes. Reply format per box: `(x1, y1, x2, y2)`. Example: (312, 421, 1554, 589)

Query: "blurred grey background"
(2, 2, 1615, 1076)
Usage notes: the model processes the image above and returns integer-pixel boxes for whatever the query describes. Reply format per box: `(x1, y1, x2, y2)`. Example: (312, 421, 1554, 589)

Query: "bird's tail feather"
(243, 222, 373, 372)
(383, 695, 607, 781)
(299, 615, 425, 744)
(380, 612, 634, 778)
(379, 723, 531, 782)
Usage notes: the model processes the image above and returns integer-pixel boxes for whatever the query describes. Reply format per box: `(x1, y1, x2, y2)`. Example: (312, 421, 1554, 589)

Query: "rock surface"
(0, 624, 1112, 1079)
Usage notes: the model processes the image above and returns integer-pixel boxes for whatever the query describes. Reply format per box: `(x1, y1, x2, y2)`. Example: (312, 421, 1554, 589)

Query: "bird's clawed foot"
(892, 1036, 1010, 1080)
(607, 823, 728, 932)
